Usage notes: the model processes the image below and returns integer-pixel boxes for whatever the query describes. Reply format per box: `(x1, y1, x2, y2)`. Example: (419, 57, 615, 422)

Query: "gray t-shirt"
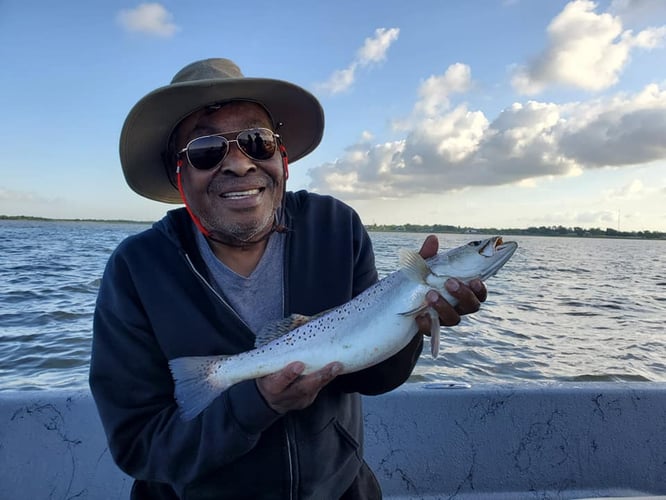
(195, 227, 285, 346)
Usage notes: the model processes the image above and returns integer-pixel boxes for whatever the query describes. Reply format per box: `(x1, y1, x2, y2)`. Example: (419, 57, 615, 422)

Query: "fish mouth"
(478, 236, 504, 257)
(478, 236, 518, 280)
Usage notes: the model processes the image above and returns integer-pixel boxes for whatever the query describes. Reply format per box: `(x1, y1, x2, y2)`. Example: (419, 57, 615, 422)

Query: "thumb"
(418, 234, 439, 259)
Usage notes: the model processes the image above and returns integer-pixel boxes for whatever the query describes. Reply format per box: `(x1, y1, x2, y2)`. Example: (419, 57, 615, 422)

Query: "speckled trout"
(169, 236, 518, 420)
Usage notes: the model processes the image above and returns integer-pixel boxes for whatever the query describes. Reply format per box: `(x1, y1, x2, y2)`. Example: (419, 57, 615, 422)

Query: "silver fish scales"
(169, 236, 518, 420)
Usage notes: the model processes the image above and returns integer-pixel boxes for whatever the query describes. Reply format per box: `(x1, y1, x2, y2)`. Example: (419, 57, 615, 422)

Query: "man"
(89, 58, 486, 499)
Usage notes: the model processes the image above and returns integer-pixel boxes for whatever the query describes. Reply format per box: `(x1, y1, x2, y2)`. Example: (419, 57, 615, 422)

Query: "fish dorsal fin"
(399, 249, 431, 283)
(256, 313, 313, 346)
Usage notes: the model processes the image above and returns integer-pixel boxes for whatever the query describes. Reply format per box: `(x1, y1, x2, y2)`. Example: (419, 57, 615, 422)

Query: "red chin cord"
(279, 144, 289, 180)
(176, 163, 212, 237)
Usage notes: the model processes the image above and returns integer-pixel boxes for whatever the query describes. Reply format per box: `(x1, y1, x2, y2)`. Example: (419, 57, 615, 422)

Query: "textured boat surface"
(1, 383, 665, 499)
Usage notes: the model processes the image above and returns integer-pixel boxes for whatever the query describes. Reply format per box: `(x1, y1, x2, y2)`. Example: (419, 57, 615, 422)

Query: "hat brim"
(119, 77, 324, 203)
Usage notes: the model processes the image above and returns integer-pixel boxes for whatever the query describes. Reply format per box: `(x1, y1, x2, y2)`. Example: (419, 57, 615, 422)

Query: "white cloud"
(316, 28, 399, 95)
(558, 84, 666, 165)
(356, 27, 400, 65)
(360, 130, 374, 142)
(415, 63, 472, 117)
(511, 0, 666, 95)
(317, 67, 355, 95)
(608, 0, 666, 27)
(305, 2, 666, 217)
(307, 81, 666, 200)
(529, 209, 616, 227)
(117, 3, 179, 38)
(0, 187, 49, 203)
(603, 179, 645, 200)
(573, 210, 617, 226)
(0, 187, 66, 217)
(393, 63, 472, 130)
(0, 187, 35, 202)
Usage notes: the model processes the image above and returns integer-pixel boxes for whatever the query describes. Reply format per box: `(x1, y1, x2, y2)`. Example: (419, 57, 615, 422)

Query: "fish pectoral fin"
(398, 305, 440, 357)
(256, 313, 313, 346)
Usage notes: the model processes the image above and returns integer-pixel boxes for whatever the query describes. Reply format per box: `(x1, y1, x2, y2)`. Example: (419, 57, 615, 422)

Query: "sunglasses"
(178, 127, 280, 170)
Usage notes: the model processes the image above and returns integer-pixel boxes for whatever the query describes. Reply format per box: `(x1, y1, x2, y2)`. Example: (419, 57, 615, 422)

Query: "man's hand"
(256, 361, 342, 414)
(415, 235, 487, 334)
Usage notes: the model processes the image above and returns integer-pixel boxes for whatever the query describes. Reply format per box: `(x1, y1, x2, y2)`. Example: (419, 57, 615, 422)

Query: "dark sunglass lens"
(237, 129, 277, 160)
(187, 136, 228, 170)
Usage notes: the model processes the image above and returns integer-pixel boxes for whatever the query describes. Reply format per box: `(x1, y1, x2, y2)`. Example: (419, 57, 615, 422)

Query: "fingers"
(290, 362, 341, 395)
(262, 361, 306, 392)
(467, 278, 487, 303)
(426, 288, 464, 327)
(257, 361, 342, 414)
(415, 313, 433, 336)
(444, 279, 484, 316)
(417, 279, 487, 331)
(418, 235, 439, 259)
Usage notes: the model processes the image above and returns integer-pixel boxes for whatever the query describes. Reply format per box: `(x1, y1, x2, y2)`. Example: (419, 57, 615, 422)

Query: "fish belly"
(211, 281, 426, 386)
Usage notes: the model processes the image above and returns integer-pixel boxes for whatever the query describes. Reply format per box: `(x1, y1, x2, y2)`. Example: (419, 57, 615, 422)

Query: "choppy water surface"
(373, 232, 666, 384)
(0, 220, 149, 390)
(0, 220, 664, 390)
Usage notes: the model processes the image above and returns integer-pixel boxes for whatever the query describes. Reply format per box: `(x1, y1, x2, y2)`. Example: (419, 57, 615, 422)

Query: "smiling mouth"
(220, 188, 264, 199)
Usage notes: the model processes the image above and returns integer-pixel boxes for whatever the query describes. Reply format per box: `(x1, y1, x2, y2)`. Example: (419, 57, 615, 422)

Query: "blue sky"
(1, 0, 665, 231)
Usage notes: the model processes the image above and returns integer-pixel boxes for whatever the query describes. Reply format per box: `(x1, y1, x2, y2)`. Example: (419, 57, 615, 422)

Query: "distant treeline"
(2, 215, 664, 240)
(0, 215, 153, 224)
(365, 224, 666, 240)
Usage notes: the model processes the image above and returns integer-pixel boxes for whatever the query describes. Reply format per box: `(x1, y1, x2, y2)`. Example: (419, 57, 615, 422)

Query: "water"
(0, 220, 149, 390)
(373, 232, 666, 385)
(1, 220, 665, 390)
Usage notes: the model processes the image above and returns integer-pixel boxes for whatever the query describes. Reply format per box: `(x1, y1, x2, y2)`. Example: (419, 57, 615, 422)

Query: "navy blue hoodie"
(89, 191, 423, 499)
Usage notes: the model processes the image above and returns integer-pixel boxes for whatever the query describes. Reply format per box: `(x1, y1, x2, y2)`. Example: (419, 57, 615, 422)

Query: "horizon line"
(2, 214, 665, 236)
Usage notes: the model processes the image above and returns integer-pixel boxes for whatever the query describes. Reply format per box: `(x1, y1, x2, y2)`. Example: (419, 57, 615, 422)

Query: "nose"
(219, 143, 257, 176)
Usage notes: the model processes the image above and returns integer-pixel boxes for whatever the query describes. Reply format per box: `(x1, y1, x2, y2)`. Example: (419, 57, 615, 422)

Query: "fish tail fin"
(169, 355, 229, 421)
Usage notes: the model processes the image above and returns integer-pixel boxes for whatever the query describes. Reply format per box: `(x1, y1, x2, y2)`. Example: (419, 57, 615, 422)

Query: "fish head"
(428, 236, 518, 282)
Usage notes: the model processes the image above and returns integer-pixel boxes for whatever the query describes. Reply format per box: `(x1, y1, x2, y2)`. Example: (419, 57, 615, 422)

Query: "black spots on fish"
(290, 324, 319, 341)
(269, 333, 301, 347)
(336, 301, 369, 316)
(202, 361, 213, 373)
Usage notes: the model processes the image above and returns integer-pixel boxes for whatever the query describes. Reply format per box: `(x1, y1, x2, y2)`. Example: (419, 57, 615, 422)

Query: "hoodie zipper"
(285, 416, 295, 500)
(182, 252, 252, 331)
(185, 245, 298, 497)
(282, 229, 296, 500)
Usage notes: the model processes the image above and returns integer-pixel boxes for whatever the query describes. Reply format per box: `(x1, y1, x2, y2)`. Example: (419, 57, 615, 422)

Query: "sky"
(1, 0, 665, 232)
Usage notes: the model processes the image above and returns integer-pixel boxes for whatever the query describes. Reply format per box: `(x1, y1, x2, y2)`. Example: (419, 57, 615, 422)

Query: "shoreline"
(2, 215, 665, 240)
(0, 215, 154, 225)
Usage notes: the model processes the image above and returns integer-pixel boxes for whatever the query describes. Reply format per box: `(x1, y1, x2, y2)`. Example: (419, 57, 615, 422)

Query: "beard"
(196, 173, 284, 246)
(207, 207, 278, 245)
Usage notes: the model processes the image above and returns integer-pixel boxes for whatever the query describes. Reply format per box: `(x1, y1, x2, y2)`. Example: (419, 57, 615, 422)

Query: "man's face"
(176, 101, 285, 244)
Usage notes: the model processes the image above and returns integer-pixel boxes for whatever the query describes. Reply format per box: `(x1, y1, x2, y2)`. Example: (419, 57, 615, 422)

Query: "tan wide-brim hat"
(119, 58, 325, 203)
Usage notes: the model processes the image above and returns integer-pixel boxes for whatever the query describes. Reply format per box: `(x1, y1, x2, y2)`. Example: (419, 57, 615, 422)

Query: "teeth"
(222, 189, 260, 199)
